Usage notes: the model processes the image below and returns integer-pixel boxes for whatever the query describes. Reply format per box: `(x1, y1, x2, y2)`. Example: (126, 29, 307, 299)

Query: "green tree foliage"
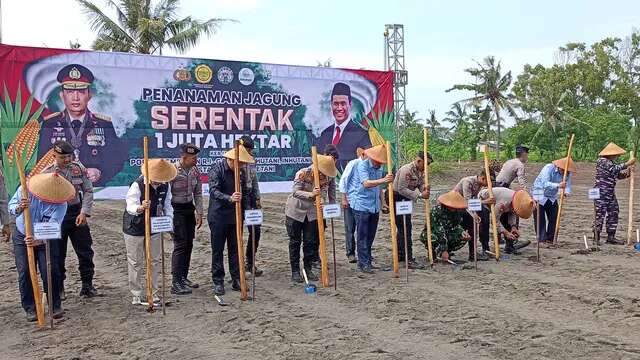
(76, 0, 233, 54)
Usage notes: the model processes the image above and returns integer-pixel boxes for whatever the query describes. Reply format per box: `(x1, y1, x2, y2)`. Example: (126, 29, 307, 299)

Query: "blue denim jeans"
(13, 231, 62, 313)
(353, 209, 379, 268)
(343, 206, 357, 257)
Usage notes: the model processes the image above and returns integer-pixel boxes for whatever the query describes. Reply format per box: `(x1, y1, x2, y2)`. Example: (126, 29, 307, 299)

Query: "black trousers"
(463, 208, 491, 254)
(245, 225, 261, 268)
(208, 221, 240, 285)
(394, 193, 413, 261)
(172, 203, 196, 282)
(533, 200, 558, 242)
(285, 216, 317, 272)
(59, 204, 95, 286)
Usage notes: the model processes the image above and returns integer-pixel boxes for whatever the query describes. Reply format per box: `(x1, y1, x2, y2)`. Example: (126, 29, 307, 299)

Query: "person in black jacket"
(207, 145, 254, 296)
(315, 82, 371, 171)
(123, 159, 176, 306)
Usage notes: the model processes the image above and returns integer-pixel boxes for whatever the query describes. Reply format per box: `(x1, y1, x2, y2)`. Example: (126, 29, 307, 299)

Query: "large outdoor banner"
(0, 44, 394, 198)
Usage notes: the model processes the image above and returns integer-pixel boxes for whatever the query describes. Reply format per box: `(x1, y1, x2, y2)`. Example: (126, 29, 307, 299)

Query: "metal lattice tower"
(384, 24, 407, 156)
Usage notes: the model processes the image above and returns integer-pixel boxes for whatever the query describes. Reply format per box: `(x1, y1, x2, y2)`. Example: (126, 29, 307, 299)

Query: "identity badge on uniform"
(395, 201, 413, 215)
(151, 216, 174, 233)
(34, 222, 61, 240)
(322, 203, 341, 219)
(588, 188, 600, 200)
(467, 199, 482, 212)
(532, 189, 545, 202)
(245, 209, 263, 226)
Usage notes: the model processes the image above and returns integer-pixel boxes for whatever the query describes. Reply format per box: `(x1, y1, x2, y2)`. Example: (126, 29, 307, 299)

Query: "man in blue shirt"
(9, 172, 73, 322)
(346, 144, 393, 273)
(339, 147, 366, 263)
(532, 157, 574, 244)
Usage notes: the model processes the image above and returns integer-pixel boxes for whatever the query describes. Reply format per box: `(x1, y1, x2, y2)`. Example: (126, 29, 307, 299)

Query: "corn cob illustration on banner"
(29, 149, 56, 177)
(6, 119, 41, 166)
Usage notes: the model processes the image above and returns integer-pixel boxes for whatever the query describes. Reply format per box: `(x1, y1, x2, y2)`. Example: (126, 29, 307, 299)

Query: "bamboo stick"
(234, 141, 249, 300)
(387, 141, 399, 275)
(330, 219, 337, 290)
(482, 146, 500, 261)
(423, 129, 434, 266)
(553, 134, 575, 245)
(15, 153, 46, 327)
(627, 149, 636, 246)
(311, 146, 330, 287)
(143, 137, 154, 312)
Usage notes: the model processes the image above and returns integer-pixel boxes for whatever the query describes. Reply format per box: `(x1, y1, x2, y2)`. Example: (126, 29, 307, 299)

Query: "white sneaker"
(153, 295, 161, 304)
(131, 296, 142, 305)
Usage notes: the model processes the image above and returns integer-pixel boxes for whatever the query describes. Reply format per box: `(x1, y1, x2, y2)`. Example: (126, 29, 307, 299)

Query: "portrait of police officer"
(38, 64, 127, 187)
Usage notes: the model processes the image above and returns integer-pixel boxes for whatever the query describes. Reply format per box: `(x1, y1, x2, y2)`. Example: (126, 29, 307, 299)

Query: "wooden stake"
(233, 141, 249, 300)
(386, 141, 399, 276)
(482, 146, 500, 261)
(627, 149, 635, 246)
(473, 220, 478, 271)
(311, 146, 330, 287)
(251, 225, 256, 300)
(143, 137, 154, 312)
(402, 215, 409, 282)
(45, 238, 54, 329)
(423, 129, 434, 266)
(160, 233, 166, 315)
(553, 134, 575, 245)
(536, 202, 541, 262)
(330, 219, 337, 291)
(15, 153, 46, 327)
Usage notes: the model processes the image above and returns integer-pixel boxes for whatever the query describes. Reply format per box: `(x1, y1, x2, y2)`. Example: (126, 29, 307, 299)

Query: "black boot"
(171, 281, 192, 295)
(504, 240, 520, 255)
(606, 233, 623, 245)
(245, 264, 264, 277)
(79, 283, 98, 298)
(213, 283, 225, 295)
(304, 267, 319, 281)
(181, 278, 199, 289)
(231, 279, 241, 291)
(291, 271, 303, 283)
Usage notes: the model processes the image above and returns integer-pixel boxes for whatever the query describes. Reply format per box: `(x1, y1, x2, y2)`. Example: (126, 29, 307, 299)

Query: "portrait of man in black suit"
(315, 82, 372, 171)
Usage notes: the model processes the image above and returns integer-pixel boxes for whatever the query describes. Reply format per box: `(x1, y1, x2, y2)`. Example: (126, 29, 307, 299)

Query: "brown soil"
(1, 162, 639, 360)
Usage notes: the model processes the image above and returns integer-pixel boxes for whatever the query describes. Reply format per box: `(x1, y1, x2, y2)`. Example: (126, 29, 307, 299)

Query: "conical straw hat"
(141, 158, 178, 183)
(437, 190, 467, 210)
(364, 144, 387, 164)
(512, 190, 534, 219)
(223, 145, 255, 164)
(28, 172, 75, 204)
(599, 142, 626, 156)
(314, 154, 338, 177)
(552, 156, 576, 173)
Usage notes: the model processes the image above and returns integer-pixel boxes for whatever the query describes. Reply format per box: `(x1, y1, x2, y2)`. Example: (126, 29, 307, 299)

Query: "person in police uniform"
(170, 143, 203, 295)
(38, 64, 126, 187)
(41, 140, 98, 298)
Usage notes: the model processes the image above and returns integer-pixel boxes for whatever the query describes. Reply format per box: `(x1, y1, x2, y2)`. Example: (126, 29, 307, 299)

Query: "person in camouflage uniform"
(593, 143, 636, 244)
(420, 191, 470, 262)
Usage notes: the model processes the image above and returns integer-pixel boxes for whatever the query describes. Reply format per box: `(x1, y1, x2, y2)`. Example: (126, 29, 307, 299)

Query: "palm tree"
(444, 103, 468, 131)
(447, 56, 519, 159)
(76, 0, 233, 54)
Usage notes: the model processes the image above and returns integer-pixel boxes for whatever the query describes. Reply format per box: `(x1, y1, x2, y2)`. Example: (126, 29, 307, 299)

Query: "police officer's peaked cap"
(180, 143, 200, 155)
(53, 140, 74, 155)
(57, 64, 94, 89)
(515, 145, 530, 155)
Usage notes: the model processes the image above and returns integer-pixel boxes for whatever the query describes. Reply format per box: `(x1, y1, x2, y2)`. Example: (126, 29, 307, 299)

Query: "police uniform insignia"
(92, 149, 98, 156)
(69, 67, 81, 79)
(92, 113, 111, 122)
(44, 112, 61, 121)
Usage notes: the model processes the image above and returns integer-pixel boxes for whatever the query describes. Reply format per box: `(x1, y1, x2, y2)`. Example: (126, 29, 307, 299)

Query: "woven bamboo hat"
(315, 154, 338, 177)
(512, 190, 534, 219)
(364, 144, 387, 164)
(28, 172, 75, 204)
(141, 158, 178, 183)
(599, 142, 626, 157)
(552, 156, 576, 173)
(223, 145, 255, 164)
(437, 191, 467, 210)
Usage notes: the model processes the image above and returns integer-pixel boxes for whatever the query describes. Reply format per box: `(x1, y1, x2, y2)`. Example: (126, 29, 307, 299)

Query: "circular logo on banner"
(173, 68, 191, 81)
(238, 67, 255, 86)
(194, 64, 213, 84)
(217, 66, 234, 85)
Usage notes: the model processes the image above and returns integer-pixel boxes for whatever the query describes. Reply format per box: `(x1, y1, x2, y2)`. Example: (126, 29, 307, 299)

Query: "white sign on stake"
(467, 199, 482, 212)
(244, 209, 264, 226)
(588, 188, 600, 200)
(33, 222, 61, 240)
(322, 203, 341, 219)
(396, 201, 413, 215)
(532, 189, 545, 202)
(151, 216, 173, 233)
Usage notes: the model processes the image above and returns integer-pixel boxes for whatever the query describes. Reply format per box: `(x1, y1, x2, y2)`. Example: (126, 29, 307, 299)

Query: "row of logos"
(173, 64, 256, 86)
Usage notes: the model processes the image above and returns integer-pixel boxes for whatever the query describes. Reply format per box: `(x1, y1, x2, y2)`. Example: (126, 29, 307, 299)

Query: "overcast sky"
(3, 0, 640, 124)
